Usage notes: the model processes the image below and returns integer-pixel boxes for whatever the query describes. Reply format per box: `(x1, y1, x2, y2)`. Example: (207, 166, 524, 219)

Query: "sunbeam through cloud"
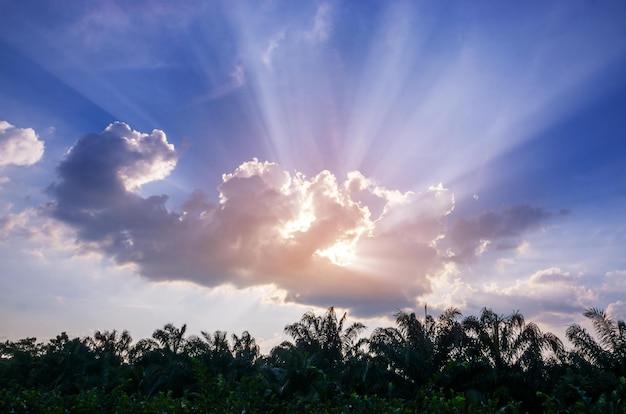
(1, 0, 625, 357)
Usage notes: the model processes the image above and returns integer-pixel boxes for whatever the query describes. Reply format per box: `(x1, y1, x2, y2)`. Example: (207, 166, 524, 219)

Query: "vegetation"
(1, 306, 625, 413)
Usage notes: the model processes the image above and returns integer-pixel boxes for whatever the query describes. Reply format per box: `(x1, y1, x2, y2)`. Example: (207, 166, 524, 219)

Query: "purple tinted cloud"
(447, 204, 569, 262)
(46, 123, 572, 317)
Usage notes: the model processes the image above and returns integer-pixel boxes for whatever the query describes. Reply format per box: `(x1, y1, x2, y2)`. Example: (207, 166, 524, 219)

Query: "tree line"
(1, 306, 625, 413)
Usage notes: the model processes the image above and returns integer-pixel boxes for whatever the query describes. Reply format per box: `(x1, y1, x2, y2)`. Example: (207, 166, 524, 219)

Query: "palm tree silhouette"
(368, 309, 436, 397)
(567, 307, 626, 376)
(283, 306, 366, 366)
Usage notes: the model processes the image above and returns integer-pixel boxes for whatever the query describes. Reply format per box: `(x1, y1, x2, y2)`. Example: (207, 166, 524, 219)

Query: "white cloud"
(500, 267, 591, 300)
(446, 205, 568, 262)
(489, 268, 596, 319)
(62, 2, 206, 70)
(604, 270, 626, 290)
(607, 301, 626, 322)
(421, 265, 599, 333)
(0, 121, 45, 168)
(0, 207, 37, 241)
(105, 122, 177, 191)
(47, 130, 457, 315)
(599, 270, 626, 304)
(302, 2, 332, 43)
(262, 32, 285, 69)
(40, 123, 579, 318)
(528, 267, 580, 284)
(261, 2, 332, 70)
(198, 64, 247, 101)
(54, 121, 177, 204)
(0, 203, 79, 256)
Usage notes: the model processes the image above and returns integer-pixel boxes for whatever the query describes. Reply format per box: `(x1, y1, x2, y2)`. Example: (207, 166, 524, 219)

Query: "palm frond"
(566, 323, 609, 367)
(583, 307, 620, 352)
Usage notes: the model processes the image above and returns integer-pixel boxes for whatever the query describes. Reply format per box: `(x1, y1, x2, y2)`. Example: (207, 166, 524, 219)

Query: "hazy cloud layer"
(0, 121, 45, 169)
(0, 208, 37, 241)
(420, 266, 599, 329)
(261, 2, 332, 70)
(447, 205, 569, 262)
(495, 268, 597, 317)
(301, 2, 332, 43)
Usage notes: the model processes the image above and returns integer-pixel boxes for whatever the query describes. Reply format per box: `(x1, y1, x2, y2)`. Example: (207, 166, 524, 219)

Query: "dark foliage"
(1, 306, 624, 412)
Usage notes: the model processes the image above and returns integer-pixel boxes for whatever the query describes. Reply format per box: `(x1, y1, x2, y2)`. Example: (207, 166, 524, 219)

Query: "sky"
(1, 0, 626, 351)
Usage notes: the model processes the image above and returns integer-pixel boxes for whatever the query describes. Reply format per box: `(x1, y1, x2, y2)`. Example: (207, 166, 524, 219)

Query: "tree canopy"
(1, 306, 625, 413)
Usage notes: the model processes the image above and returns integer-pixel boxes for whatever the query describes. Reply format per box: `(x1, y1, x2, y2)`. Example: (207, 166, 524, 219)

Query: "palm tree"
(89, 330, 132, 363)
(129, 337, 159, 363)
(274, 307, 366, 400)
(268, 340, 329, 400)
(368, 309, 435, 397)
(200, 330, 234, 376)
(432, 307, 466, 370)
(37, 332, 99, 393)
(463, 308, 520, 373)
(0, 337, 43, 389)
(283, 306, 366, 367)
(134, 323, 195, 397)
(232, 330, 260, 367)
(461, 308, 563, 409)
(152, 323, 187, 355)
(86, 330, 133, 391)
(567, 307, 626, 376)
(463, 308, 561, 373)
(552, 308, 626, 406)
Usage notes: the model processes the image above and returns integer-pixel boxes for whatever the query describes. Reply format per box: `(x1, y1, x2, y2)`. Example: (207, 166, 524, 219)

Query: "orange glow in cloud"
(203, 159, 456, 313)
(47, 122, 568, 316)
(316, 239, 357, 267)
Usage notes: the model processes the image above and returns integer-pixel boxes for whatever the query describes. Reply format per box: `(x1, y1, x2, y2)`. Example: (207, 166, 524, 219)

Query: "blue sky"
(1, 0, 625, 349)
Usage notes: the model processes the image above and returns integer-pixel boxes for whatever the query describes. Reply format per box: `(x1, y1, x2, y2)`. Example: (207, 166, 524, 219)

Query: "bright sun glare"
(316, 240, 357, 267)
(279, 213, 358, 267)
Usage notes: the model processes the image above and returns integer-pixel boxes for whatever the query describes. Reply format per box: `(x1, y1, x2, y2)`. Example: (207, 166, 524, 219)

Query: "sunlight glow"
(315, 239, 358, 267)
(229, 1, 622, 205)
(278, 203, 316, 239)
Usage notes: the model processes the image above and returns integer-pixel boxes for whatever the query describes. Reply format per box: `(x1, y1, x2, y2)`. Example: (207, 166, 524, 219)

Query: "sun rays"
(213, 1, 626, 216)
(2, 0, 625, 349)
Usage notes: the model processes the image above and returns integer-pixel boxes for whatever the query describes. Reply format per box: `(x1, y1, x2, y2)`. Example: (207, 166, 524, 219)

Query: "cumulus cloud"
(485, 267, 595, 321)
(447, 204, 568, 262)
(607, 301, 626, 321)
(0, 121, 45, 169)
(46, 123, 577, 317)
(50, 121, 176, 205)
(46, 125, 458, 315)
(46, 122, 177, 242)
(421, 265, 597, 328)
